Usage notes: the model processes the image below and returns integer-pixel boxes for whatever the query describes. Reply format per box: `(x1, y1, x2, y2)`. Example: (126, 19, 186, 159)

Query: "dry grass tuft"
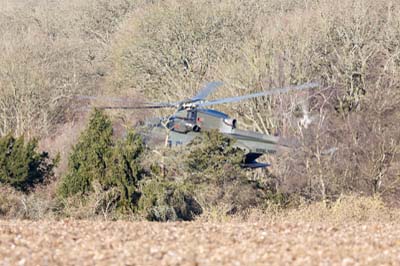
(0, 183, 58, 220)
(240, 195, 400, 225)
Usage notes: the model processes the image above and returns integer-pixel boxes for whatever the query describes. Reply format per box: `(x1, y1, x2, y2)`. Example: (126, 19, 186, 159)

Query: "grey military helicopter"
(82, 82, 319, 168)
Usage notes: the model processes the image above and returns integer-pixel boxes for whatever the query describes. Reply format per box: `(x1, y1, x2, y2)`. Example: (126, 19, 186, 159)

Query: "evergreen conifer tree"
(0, 134, 56, 191)
(58, 109, 144, 211)
(58, 109, 113, 196)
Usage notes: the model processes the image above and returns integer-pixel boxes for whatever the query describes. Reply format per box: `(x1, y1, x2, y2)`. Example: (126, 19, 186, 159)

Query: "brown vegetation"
(109, 0, 400, 202)
(2, 1, 400, 264)
(0, 0, 135, 137)
(0, 0, 399, 222)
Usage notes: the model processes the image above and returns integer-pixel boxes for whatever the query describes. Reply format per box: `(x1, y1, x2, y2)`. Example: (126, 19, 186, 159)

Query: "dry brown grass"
(197, 194, 400, 225)
(0, 183, 57, 220)
(256, 195, 398, 224)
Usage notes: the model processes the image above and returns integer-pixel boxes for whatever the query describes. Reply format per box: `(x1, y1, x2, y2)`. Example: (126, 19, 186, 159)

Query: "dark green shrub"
(138, 179, 202, 221)
(103, 131, 144, 209)
(58, 109, 144, 212)
(142, 131, 272, 217)
(185, 130, 245, 178)
(0, 134, 57, 192)
(184, 131, 247, 188)
(184, 131, 272, 214)
(58, 109, 113, 197)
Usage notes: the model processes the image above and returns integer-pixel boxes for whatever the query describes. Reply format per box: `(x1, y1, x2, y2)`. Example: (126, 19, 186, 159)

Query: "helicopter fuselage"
(166, 108, 281, 168)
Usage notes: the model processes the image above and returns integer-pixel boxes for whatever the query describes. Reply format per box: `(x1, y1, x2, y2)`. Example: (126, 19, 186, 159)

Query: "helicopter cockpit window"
(187, 111, 197, 121)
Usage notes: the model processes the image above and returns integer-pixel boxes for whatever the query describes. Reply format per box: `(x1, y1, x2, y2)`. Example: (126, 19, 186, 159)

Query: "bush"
(185, 131, 244, 175)
(58, 109, 113, 196)
(0, 182, 58, 220)
(138, 180, 202, 221)
(104, 132, 144, 209)
(58, 109, 144, 212)
(0, 134, 57, 192)
(0, 184, 25, 218)
(143, 131, 276, 218)
(188, 132, 260, 203)
(276, 195, 397, 224)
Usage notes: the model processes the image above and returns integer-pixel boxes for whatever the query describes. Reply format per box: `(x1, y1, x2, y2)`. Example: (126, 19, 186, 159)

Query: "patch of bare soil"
(0, 220, 399, 265)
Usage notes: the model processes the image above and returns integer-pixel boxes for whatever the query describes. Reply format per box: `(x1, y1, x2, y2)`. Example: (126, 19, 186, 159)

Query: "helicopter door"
(186, 110, 200, 132)
(187, 110, 197, 121)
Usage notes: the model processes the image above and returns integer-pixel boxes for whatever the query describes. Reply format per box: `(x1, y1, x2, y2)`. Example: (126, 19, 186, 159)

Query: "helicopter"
(81, 81, 319, 168)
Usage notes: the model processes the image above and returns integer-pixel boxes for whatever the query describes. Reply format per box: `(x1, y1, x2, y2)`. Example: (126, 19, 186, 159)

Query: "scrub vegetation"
(0, 0, 399, 223)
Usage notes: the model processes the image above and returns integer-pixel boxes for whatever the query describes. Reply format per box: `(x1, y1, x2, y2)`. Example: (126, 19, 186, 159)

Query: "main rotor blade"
(198, 82, 319, 107)
(191, 81, 223, 101)
(96, 104, 176, 110)
(76, 95, 130, 102)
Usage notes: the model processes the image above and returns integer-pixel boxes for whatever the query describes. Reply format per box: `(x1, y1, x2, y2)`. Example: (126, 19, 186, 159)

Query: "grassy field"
(1, 219, 399, 265)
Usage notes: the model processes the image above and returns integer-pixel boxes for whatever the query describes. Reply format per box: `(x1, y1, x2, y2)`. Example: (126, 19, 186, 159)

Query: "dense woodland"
(0, 0, 399, 220)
